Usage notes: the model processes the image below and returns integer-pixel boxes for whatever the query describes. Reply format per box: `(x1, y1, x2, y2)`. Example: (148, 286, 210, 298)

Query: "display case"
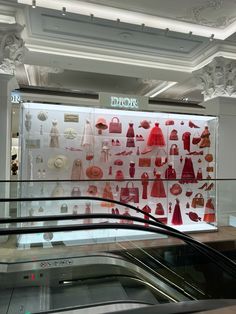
(18, 102, 218, 246)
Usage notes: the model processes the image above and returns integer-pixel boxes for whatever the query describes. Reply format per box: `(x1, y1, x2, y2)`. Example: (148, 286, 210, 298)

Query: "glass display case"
(18, 102, 218, 245)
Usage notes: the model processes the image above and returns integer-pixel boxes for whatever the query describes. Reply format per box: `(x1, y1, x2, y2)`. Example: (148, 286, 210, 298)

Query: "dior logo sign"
(110, 96, 139, 109)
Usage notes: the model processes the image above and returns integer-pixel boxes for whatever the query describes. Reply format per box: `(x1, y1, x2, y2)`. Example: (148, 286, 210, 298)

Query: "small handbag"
(169, 129, 178, 141)
(185, 188, 193, 197)
(206, 166, 214, 172)
(115, 170, 124, 181)
(139, 158, 151, 167)
(109, 117, 122, 133)
(169, 144, 179, 155)
(60, 204, 68, 213)
(192, 132, 201, 145)
(170, 183, 182, 196)
(205, 154, 213, 162)
(120, 182, 139, 203)
(155, 203, 165, 215)
(71, 187, 81, 197)
(165, 119, 174, 126)
(126, 138, 135, 147)
(155, 156, 168, 167)
(191, 193, 204, 208)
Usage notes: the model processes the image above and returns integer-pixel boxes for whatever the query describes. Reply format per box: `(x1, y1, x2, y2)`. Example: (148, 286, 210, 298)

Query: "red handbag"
(192, 132, 201, 145)
(109, 117, 122, 133)
(169, 129, 178, 141)
(139, 158, 151, 167)
(115, 170, 124, 181)
(120, 182, 139, 203)
(169, 144, 179, 155)
(155, 203, 165, 215)
(170, 183, 182, 196)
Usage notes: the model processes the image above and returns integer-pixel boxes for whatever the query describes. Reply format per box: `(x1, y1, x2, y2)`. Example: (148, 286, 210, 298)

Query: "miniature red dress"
(147, 123, 165, 146)
(179, 157, 198, 184)
(199, 126, 211, 148)
(142, 205, 152, 227)
(165, 164, 176, 179)
(182, 132, 191, 152)
(171, 199, 183, 225)
(126, 122, 135, 138)
(101, 182, 114, 207)
(151, 173, 166, 198)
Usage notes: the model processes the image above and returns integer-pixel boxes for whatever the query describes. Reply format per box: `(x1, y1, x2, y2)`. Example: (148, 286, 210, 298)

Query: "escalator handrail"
(0, 195, 234, 274)
(1, 213, 236, 277)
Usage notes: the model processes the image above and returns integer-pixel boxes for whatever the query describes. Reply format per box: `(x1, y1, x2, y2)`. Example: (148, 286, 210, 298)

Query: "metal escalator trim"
(58, 274, 176, 303)
(1, 218, 236, 279)
(118, 241, 206, 298)
(33, 300, 149, 314)
(121, 250, 200, 301)
(2, 255, 189, 302)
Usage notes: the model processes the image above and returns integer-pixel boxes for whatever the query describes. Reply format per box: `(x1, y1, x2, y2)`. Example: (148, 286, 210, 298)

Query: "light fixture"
(141, 23, 145, 31)
(62, 6, 66, 16)
(32, 0, 36, 8)
(145, 81, 177, 98)
(209, 34, 214, 41)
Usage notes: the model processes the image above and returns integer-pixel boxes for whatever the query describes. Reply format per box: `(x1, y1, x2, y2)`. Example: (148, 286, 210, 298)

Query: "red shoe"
(115, 208, 120, 215)
(116, 139, 121, 146)
(198, 183, 207, 189)
(205, 183, 214, 191)
(189, 121, 200, 128)
(112, 139, 116, 146)
(141, 147, 153, 154)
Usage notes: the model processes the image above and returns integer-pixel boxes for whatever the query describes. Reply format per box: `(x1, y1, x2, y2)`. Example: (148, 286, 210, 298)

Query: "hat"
(64, 128, 77, 139)
(95, 117, 108, 130)
(37, 111, 48, 121)
(48, 155, 69, 169)
(114, 159, 123, 166)
(86, 165, 103, 179)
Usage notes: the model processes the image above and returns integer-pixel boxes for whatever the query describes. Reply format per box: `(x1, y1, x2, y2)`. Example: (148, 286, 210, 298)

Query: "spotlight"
(32, 0, 36, 8)
(188, 31, 193, 37)
(141, 23, 145, 31)
(62, 7, 66, 16)
(165, 28, 169, 35)
(210, 34, 214, 41)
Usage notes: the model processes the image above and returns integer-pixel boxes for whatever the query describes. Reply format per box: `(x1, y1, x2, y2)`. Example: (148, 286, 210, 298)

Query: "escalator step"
(88, 280, 127, 303)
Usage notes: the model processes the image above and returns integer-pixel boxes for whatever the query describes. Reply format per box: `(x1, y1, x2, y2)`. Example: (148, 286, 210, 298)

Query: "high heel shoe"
(198, 182, 208, 189)
(205, 183, 214, 191)
(115, 208, 120, 215)
(189, 120, 200, 128)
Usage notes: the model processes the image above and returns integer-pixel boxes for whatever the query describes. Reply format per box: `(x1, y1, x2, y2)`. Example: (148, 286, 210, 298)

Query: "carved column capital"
(193, 56, 236, 101)
(0, 23, 25, 75)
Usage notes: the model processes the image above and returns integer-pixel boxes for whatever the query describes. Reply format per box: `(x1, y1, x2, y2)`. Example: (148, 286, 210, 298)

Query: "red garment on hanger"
(141, 172, 149, 199)
(179, 157, 198, 184)
(182, 132, 191, 152)
(142, 205, 152, 227)
(147, 123, 165, 146)
(151, 173, 166, 198)
(171, 199, 183, 225)
(165, 164, 176, 179)
(126, 123, 135, 138)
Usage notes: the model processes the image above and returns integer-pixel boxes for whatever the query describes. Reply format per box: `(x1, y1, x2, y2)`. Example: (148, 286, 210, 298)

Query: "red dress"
(126, 123, 135, 138)
(179, 157, 198, 184)
(171, 199, 183, 225)
(142, 205, 152, 227)
(199, 126, 211, 148)
(182, 132, 191, 152)
(147, 123, 165, 146)
(151, 173, 166, 198)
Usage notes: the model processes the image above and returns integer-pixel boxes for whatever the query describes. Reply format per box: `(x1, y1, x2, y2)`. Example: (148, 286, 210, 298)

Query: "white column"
(0, 23, 24, 223)
(203, 97, 236, 226)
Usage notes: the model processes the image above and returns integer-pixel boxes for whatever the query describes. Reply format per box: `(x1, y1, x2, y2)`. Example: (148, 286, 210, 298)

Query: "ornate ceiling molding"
(0, 23, 25, 75)
(193, 56, 236, 101)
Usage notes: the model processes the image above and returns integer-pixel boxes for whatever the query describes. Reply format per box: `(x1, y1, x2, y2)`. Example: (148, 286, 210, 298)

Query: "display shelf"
(18, 102, 218, 243)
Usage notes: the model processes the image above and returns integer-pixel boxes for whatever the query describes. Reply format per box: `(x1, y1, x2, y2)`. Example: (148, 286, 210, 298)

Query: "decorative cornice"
(193, 56, 236, 101)
(0, 23, 25, 75)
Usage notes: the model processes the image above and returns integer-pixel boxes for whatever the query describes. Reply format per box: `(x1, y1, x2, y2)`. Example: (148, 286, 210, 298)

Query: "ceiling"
(2, 0, 236, 104)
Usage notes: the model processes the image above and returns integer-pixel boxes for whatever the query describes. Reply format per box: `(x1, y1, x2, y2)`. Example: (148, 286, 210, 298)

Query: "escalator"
(0, 197, 236, 313)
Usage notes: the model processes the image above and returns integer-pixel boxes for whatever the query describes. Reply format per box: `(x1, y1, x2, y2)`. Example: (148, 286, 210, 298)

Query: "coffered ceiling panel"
(28, 8, 206, 56)
(86, 0, 236, 28)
